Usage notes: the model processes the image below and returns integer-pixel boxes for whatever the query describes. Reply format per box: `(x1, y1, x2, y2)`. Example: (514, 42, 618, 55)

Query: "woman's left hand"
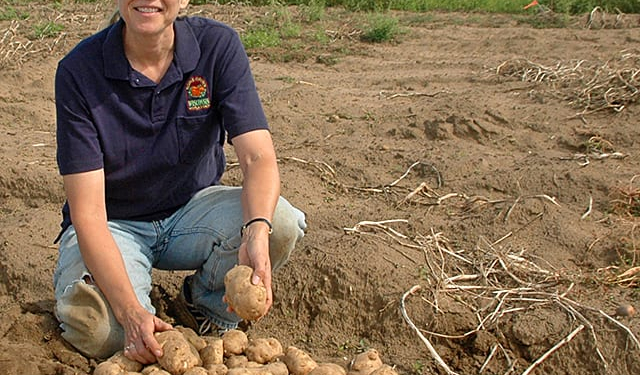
(236, 221, 273, 316)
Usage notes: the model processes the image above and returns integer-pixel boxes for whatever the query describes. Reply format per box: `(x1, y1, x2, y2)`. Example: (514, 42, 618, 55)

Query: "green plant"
(412, 360, 425, 375)
(335, 337, 370, 352)
(0, 6, 29, 21)
(300, 0, 326, 22)
(361, 13, 400, 43)
(276, 75, 297, 83)
(241, 27, 281, 48)
(32, 21, 64, 39)
(312, 27, 330, 43)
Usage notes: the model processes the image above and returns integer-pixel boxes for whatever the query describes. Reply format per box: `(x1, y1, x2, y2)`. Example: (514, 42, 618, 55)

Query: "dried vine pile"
(496, 49, 640, 118)
(344, 218, 638, 375)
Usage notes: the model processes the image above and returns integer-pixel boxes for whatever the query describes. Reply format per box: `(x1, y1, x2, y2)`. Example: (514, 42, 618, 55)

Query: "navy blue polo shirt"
(55, 17, 268, 232)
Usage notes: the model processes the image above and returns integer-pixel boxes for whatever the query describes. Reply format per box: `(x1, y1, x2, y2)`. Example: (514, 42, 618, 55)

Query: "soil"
(1, 2, 639, 375)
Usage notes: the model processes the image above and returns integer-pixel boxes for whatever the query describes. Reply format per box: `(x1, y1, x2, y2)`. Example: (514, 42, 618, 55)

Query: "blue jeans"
(53, 185, 306, 358)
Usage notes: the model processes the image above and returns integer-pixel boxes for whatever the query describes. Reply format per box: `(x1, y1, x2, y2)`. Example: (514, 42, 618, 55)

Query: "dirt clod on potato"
(224, 265, 268, 321)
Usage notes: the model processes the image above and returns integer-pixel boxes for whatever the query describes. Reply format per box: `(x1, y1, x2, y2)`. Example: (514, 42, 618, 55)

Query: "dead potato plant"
(496, 49, 640, 118)
(345, 218, 639, 375)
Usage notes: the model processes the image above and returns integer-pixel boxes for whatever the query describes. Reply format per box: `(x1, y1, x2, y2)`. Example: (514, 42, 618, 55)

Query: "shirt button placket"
(151, 88, 165, 124)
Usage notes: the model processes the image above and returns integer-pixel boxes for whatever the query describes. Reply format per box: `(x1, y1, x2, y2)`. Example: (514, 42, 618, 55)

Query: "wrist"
(240, 217, 273, 237)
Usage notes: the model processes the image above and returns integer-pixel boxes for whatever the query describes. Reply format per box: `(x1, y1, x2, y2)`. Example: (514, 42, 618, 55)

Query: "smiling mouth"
(135, 7, 161, 13)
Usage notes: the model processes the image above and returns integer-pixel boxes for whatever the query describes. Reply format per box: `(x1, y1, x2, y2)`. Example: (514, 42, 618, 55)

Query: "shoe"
(175, 277, 227, 336)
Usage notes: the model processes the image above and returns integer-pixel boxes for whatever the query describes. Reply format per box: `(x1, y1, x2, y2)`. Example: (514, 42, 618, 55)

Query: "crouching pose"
(53, 0, 306, 363)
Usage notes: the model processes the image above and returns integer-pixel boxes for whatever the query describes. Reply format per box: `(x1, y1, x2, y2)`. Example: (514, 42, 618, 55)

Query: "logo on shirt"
(185, 76, 211, 111)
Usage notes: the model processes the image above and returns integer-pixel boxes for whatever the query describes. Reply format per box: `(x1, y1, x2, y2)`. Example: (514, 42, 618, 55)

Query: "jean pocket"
(176, 114, 220, 164)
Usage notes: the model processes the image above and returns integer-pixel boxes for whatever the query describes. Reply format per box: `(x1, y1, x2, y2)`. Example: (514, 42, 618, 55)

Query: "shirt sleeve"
(55, 63, 104, 175)
(210, 28, 269, 142)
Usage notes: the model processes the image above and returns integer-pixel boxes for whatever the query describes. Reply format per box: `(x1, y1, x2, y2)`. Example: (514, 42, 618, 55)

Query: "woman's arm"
(63, 169, 170, 363)
(231, 129, 280, 314)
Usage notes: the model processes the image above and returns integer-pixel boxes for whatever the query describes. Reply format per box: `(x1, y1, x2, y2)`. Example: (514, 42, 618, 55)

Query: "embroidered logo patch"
(185, 76, 211, 111)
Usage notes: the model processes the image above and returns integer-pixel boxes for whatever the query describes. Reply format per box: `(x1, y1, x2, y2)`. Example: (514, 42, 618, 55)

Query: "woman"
(53, 0, 306, 364)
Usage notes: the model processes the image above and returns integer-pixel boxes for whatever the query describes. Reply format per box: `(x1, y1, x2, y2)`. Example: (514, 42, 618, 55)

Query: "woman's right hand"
(64, 170, 173, 364)
(121, 305, 173, 364)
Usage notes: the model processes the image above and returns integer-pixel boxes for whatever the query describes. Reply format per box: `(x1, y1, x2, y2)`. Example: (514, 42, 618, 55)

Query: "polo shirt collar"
(103, 19, 129, 80)
(173, 18, 200, 74)
(103, 18, 200, 81)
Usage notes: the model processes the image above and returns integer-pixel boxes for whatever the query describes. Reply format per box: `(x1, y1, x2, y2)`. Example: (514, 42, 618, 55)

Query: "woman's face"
(117, 0, 189, 38)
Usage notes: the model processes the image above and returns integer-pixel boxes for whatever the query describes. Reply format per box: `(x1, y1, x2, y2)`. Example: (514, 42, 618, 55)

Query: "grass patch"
(300, 0, 326, 22)
(0, 5, 29, 21)
(241, 27, 281, 49)
(215, 0, 640, 13)
(32, 21, 64, 39)
(360, 13, 401, 43)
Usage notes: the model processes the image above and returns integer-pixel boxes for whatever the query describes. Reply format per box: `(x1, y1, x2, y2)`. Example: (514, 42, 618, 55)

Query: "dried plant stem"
(479, 344, 499, 374)
(598, 310, 640, 349)
(520, 325, 585, 375)
(401, 285, 460, 375)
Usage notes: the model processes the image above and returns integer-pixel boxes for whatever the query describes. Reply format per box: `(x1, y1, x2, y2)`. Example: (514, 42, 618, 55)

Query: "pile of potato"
(94, 266, 398, 375)
(93, 327, 398, 375)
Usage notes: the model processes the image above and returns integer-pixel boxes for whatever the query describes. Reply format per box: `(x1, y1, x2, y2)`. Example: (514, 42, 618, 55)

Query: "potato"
(282, 346, 318, 375)
(107, 351, 144, 372)
(155, 330, 203, 375)
(222, 330, 249, 356)
(369, 365, 397, 375)
(184, 367, 210, 375)
(142, 364, 172, 375)
(204, 363, 229, 375)
(245, 338, 283, 364)
(225, 355, 261, 369)
(224, 265, 267, 321)
(227, 368, 264, 375)
(226, 364, 286, 375)
(347, 349, 382, 375)
(262, 362, 289, 375)
(200, 339, 224, 367)
(94, 361, 125, 375)
(176, 326, 208, 351)
(225, 355, 249, 369)
(308, 363, 346, 375)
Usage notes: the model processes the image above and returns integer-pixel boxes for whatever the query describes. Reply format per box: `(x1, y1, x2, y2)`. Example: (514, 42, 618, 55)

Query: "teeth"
(137, 7, 159, 13)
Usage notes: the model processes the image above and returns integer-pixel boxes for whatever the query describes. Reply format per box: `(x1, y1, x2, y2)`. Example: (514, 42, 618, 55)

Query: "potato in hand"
(224, 265, 268, 321)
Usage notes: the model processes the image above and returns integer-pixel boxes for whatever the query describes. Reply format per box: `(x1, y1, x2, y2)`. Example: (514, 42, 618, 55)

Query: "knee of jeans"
(270, 200, 307, 271)
(55, 280, 124, 359)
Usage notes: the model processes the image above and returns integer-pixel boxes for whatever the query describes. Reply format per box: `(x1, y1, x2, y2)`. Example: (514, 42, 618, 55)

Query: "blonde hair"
(98, 8, 120, 31)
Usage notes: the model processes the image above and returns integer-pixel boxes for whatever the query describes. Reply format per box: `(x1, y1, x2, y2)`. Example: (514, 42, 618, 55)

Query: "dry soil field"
(1, 2, 639, 375)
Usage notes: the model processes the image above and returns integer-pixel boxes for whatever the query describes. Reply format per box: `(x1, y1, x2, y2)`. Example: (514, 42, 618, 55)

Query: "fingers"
(123, 336, 157, 364)
(154, 316, 173, 332)
(123, 312, 171, 364)
(235, 233, 273, 318)
(141, 328, 163, 359)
